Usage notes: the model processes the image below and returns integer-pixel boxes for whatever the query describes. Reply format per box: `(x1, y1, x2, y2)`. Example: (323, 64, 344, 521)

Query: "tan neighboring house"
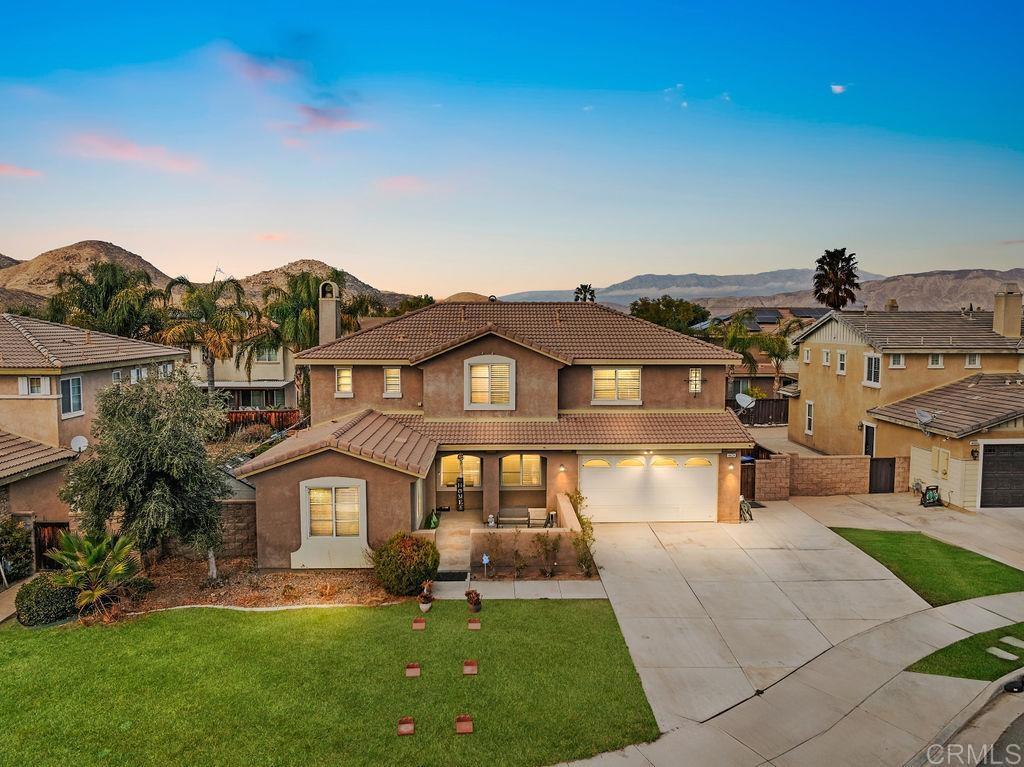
(0, 314, 187, 562)
(186, 344, 297, 410)
(236, 288, 753, 569)
(783, 284, 1024, 508)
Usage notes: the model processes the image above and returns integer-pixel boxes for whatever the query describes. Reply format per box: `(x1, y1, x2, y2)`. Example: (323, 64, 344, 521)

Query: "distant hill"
(502, 268, 887, 304)
(0, 286, 44, 311)
(699, 268, 1024, 313)
(0, 254, 18, 269)
(237, 259, 409, 309)
(0, 241, 171, 297)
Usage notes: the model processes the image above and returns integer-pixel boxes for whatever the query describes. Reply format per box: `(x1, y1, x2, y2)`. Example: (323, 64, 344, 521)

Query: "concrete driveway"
(594, 500, 929, 730)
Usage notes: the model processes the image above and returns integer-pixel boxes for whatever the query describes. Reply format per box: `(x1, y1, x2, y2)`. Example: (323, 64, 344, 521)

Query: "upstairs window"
(464, 355, 515, 409)
(688, 368, 702, 395)
(889, 353, 905, 369)
(383, 367, 402, 398)
(928, 353, 944, 369)
(965, 353, 981, 369)
(864, 354, 881, 387)
(28, 376, 43, 395)
(439, 455, 481, 487)
(803, 348, 811, 364)
(500, 454, 543, 486)
(335, 367, 353, 398)
(804, 401, 814, 435)
(592, 367, 641, 403)
(111, 369, 123, 384)
(255, 348, 279, 363)
(60, 376, 83, 417)
(822, 349, 831, 366)
(836, 351, 847, 375)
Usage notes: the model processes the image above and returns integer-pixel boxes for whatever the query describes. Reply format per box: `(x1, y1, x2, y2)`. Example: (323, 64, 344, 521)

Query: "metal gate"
(33, 522, 68, 571)
(868, 458, 895, 494)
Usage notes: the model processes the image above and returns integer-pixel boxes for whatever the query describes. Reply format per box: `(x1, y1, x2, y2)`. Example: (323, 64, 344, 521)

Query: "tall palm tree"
(158, 274, 256, 401)
(44, 262, 165, 339)
(705, 310, 759, 380)
(574, 283, 596, 302)
(813, 247, 861, 310)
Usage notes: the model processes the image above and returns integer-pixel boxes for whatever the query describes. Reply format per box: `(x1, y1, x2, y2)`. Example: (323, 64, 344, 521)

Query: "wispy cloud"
(68, 133, 202, 174)
(293, 104, 369, 134)
(830, 84, 847, 94)
(0, 163, 43, 178)
(223, 50, 298, 84)
(998, 239, 1024, 246)
(374, 175, 431, 196)
(257, 232, 287, 242)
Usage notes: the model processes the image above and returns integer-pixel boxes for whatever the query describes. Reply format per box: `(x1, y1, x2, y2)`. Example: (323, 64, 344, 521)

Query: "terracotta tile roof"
(0, 314, 188, 371)
(0, 430, 76, 482)
(298, 302, 740, 363)
(868, 373, 1024, 438)
(795, 310, 1024, 352)
(390, 410, 753, 447)
(237, 409, 439, 478)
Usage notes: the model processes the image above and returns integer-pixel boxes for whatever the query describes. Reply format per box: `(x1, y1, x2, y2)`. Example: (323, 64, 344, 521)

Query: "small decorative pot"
(462, 659, 478, 676)
(468, 602, 481, 614)
(412, 617, 426, 631)
(467, 618, 481, 631)
(455, 714, 474, 735)
(397, 716, 415, 736)
(405, 663, 420, 678)
(419, 601, 432, 613)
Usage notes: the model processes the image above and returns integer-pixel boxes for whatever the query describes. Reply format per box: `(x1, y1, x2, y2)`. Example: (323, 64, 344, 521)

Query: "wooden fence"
(728, 398, 789, 426)
(226, 409, 302, 431)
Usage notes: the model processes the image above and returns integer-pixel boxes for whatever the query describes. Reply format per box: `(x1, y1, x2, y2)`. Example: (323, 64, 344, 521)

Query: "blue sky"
(1, 1, 1022, 296)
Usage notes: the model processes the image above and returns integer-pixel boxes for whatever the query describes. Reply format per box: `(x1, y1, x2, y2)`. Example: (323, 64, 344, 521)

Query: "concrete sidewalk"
(0, 576, 30, 623)
(432, 577, 606, 600)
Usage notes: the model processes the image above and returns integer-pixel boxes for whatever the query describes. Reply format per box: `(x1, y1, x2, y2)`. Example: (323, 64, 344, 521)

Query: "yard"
(910, 622, 1024, 681)
(0, 600, 657, 767)
(831, 528, 1024, 606)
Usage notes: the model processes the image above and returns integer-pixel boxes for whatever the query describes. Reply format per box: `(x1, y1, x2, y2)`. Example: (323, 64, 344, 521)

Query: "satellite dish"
(70, 435, 89, 453)
(915, 409, 935, 437)
(735, 393, 756, 412)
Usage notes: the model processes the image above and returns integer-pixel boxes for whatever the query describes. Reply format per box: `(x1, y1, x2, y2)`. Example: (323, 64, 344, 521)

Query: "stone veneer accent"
(169, 501, 256, 560)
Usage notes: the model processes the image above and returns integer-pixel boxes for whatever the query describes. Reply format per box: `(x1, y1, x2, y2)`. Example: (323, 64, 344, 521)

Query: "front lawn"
(832, 528, 1024, 606)
(0, 600, 657, 767)
(909, 622, 1024, 681)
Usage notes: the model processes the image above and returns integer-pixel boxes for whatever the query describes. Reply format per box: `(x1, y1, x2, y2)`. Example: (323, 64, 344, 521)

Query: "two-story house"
(236, 285, 753, 569)
(0, 314, 186, 562)
(186, 344, 298, 411)
(783, 284, 1024, 508)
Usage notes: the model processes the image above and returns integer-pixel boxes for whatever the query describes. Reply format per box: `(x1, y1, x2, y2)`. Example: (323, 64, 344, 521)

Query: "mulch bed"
(137, 556, 398, 610)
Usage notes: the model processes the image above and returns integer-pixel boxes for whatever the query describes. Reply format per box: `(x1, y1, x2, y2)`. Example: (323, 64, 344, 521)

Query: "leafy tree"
(158, 273, 257, 400)
(387, 294, 435, 315)
(59, 367, 229, 579)
(44, 262, 165, 339)
(48, 532, 141, 620)
(813, 247, 861, 310)
(629, 295, 710, 333)
(574, 283, 596, 302)
(343, 292, 385, 319)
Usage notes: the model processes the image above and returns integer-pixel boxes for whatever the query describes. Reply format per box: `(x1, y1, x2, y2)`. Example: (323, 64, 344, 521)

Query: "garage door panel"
(981, 443, 1024, 508)
(580, 454, 718, 523)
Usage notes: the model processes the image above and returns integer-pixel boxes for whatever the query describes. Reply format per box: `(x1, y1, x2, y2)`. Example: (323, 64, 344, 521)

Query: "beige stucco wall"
(309, 364, 424, 425)
(558, 364, 727, 410)
(788, 322, 1022, 456)
(188, 344, 295, 383)
(6, 466, 71, 522)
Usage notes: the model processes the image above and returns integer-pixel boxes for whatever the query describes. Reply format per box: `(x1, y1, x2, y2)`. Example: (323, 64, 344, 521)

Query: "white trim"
(836, 350, 847, 375)
(59, 375, 84, 418)
(888, 353, 905, 369)
(803, 348, 811, 364)
(292, 477, 368, 569)
(863, 353, 882, 388)
(927, 353, 944, 369)
(334, 366, 354, 398)
(822, 349, 831, 367)
(463, 354, 516, 411)
(965, 353, 981, 369)
(805, 400, 814, 436)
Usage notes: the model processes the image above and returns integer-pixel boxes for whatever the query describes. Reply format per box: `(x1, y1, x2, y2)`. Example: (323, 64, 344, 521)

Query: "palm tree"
(574, 283, 596, 302)
(813, 247, 861, 310)
(158, 273, 256, 401)
(44, 262, 165, 339)
(705, 310, 759, 384)
(756, 333, 797, 393)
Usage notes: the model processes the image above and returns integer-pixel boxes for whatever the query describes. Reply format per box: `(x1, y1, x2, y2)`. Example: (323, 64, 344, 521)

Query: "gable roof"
(867, 373, 1024, 438)
(0, 429, 76, 483)
(237, 409, 439, 478)
(0, 314, 188, 371)
(297, 302, 740, 363)
(793, 310, 1024, 353)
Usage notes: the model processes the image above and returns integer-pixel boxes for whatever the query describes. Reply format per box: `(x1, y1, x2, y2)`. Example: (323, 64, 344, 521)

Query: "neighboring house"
(186, 344, 297, 410)
(236, 286, 753, 569)
(694, 307, 827, 398)
(0, 314, 187, 552)
(783, 285, 1024, 508)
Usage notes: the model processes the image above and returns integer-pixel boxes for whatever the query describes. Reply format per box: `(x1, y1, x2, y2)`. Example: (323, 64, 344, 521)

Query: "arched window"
(651, 456, 679, 468)
(616, 457, 645, 468)
(684, 457, 713, 468)
(582, 458, 611, 468)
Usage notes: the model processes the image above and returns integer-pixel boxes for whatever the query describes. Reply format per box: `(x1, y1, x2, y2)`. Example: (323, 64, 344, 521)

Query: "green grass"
(0, 601, 657, 767)
(831, 528, 1024, 607)
(909, 622, 1024, 681)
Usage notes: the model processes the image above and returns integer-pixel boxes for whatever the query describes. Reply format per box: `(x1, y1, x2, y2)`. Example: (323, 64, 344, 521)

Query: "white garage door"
(579, 454, 719, 523)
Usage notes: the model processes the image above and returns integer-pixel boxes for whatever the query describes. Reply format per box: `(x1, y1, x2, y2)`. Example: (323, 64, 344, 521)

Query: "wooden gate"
(33, 522, 69, 571)
(868, 458, 895, 494)
(740, 462, 756, 501)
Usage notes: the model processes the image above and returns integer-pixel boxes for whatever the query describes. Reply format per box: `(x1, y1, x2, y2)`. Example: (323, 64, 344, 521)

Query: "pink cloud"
(0, 163, 43, 178)
(374, 175, 432, 196)
(830, 84, 847, 94)
(294, 104, 369, 134)
(257, 233, 286, 242)
(68, 134, 202, 174)
(224, 50, 297, 84)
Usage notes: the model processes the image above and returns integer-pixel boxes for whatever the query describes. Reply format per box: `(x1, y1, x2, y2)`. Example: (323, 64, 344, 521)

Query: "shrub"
(482, 532, 505, 577)
(371, 533, 440, 595)
(15, 574, 77, 626)
(237, 423, 273, 443)
(0, 517, 33, 583)
(533, 531, 560, 578)
(47, 532, 141, 620)
(572, 510, 597, 577)
(510, 529, 526, 579)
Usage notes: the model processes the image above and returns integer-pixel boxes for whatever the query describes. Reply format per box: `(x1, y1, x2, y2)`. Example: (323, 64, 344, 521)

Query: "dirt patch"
(138, 557, 398, 610)
(469, 566, 595, 581)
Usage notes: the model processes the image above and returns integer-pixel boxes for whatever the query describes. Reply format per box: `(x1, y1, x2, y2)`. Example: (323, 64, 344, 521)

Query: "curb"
(906, 669, 1024, 767)
(127, 600, 405, 617)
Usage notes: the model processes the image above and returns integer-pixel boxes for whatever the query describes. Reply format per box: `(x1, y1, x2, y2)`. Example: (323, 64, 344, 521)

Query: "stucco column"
(482, 454, 500, 522)
(545, 452, 578, 509)
(717, 450, 741, 523)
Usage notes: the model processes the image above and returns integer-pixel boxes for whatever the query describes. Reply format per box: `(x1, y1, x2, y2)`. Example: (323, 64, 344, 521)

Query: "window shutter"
(931, 447, 940, 472)
(334, 487, 360, 536)
(40, 376, 51, 395)
(17, 377, 28, 395)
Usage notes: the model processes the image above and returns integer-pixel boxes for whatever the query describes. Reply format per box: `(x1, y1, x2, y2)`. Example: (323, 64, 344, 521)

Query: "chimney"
(992, 282, 1023, 339)
(318, 281, 342, 345)
(885, 299, 899, 312)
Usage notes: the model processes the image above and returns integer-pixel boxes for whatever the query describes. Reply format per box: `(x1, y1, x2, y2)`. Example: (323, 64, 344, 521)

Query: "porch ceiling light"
(558, 463, 566, 472)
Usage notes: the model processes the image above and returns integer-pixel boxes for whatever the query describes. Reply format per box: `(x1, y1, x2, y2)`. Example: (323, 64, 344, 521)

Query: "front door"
(863, 424, 876, 457)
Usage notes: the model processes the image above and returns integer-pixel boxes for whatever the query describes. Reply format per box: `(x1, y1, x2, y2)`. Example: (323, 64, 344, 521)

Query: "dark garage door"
(980, 444, 1024, 508)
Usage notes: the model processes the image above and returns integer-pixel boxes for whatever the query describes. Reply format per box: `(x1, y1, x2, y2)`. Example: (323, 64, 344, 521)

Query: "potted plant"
(465, 588, 482, 613)
(418, 580, 434, 613)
